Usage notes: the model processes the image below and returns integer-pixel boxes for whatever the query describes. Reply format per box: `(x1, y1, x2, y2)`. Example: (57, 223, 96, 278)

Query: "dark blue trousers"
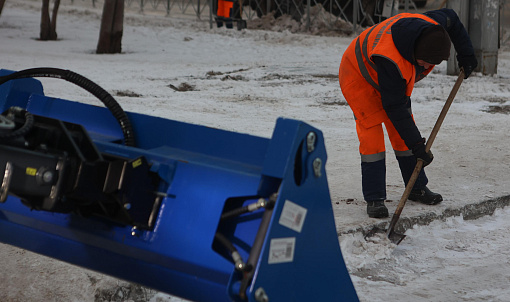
(361, 155, 428, 202)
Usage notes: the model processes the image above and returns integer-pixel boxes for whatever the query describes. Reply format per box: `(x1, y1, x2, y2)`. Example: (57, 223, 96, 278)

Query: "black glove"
(411, 138, 434, 167)
(457, 54, 478, 79)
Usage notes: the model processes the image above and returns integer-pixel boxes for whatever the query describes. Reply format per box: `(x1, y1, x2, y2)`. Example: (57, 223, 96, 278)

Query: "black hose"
(215, 232, 249, 271)
(0, 107, 34, 139)
(0, 68, 135, 146)
(214, 232, 237, 254)
(221, 206, 250, 221)
(220, 195, 277, 221)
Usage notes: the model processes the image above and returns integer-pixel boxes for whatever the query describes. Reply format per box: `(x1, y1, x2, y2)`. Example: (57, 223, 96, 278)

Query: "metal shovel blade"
(364, 227, 406, 245)
(387, 229, 406, 245)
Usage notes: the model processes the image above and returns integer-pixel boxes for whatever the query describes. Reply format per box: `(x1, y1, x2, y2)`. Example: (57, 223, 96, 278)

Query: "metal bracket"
(313, 158, 322, 178)
(0, 161, 13, 203)
(306, 131, 316, 153)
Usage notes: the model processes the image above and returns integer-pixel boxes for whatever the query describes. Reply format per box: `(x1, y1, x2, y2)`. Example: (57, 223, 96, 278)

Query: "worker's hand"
(457, 54, 478, 79)
(412, 139, 434, 167)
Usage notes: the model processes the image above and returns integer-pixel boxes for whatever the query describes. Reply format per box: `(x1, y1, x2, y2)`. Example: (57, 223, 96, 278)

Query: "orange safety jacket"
(217, 0, 234, 18)
(339, 13, 438, 129)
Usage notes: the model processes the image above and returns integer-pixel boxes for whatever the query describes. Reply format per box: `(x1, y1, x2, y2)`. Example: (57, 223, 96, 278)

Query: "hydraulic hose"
(214, 232, 246, 271)
(0, 107, 34, 139)
(0, 68, 135, 146)
(220, 197, 270, 221)
(220, 195, 277, 221)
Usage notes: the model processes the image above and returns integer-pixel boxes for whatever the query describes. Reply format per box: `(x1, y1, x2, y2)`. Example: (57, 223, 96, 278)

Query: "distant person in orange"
(216, 0, 245, 29)
(216, 0, 234, 28)
(339, 9, 477, 218)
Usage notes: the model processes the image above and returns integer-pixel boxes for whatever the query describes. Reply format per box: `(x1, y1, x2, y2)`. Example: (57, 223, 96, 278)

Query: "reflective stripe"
(362, 26, 377, 71)
(394, 149, 413, 157)
(355, 35, 379, 91)
(361, 152, 385, 163)
(354, 14, 406, 93)
(371, 15, 401, 51)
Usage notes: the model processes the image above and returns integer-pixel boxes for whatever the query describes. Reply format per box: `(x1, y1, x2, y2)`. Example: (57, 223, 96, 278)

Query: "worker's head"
(414, 25, 451, 66)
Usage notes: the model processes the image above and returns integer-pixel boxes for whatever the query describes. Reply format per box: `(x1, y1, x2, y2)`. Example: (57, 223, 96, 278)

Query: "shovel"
(365, 70, 465, 245)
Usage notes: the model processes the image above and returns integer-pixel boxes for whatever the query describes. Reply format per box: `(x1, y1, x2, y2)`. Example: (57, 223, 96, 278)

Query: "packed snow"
(1, 0, 510, 301)
(341, 206, 510, 301)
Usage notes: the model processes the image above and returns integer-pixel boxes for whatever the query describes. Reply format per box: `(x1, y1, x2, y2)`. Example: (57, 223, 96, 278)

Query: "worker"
(216, 0, 234, 28)
(338, 8, 477, 218)
(216, 0, 244, 29)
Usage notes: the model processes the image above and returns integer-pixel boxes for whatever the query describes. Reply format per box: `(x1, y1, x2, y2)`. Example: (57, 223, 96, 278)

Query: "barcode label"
(279, 200, 308, 233)
(285, 243, 293, 258)
(268, 237, 296, 264)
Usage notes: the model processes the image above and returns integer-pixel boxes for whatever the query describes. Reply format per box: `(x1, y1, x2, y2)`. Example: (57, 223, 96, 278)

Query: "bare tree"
(40, 0, 60, 41)
(0, 0, 6, 16)
(96, 0, 124, 54)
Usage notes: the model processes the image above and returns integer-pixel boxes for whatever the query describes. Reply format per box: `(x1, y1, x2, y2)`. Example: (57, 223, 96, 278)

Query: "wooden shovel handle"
(386, 70, 465, 237)
(425, 70, 465, 152)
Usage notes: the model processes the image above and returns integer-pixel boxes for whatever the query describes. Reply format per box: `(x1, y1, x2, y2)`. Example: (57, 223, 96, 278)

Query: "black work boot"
(408, 187, 443, 205)
(366, 200, 389, 218)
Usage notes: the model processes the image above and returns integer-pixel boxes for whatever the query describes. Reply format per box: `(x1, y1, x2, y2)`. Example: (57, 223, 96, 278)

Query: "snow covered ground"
(1, 0, 510, 301)
(342, 206, 510, 302)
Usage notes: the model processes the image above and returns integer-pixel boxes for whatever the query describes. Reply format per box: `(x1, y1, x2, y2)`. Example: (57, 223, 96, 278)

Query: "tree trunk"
(40, 0, 59, 40)
(40, 0, 50, 40)
(0, 0, 6, 16)
(96, 0, 124, 54)
(50, 0, 60, 38)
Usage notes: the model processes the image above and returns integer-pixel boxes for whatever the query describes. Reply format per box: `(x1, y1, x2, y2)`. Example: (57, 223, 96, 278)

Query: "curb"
(339, 195, 510, 237)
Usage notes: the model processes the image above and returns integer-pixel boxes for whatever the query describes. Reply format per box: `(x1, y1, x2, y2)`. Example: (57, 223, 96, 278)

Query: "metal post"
(469, 0, 500, 75)
(381, 0, 398, 18)
(446, 0, 470, 75)
(392, 0, 399, 15)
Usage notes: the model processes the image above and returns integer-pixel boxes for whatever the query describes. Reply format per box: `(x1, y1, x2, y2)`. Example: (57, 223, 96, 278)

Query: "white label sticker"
(279, 200, 307, 233)
(268, 237, 295, 264)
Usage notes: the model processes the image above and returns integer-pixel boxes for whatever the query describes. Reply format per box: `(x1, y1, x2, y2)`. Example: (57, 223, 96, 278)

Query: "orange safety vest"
(339, 13, 438, 129)
(217, 0, 234, 18)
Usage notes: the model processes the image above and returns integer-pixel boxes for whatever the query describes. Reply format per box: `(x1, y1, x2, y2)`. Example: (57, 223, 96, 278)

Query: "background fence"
(68, 0, 508, 39)
(68, 0, 438, 32)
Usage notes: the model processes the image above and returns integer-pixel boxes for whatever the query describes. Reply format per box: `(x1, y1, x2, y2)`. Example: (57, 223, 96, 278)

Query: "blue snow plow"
(0, 68, 358, 302)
